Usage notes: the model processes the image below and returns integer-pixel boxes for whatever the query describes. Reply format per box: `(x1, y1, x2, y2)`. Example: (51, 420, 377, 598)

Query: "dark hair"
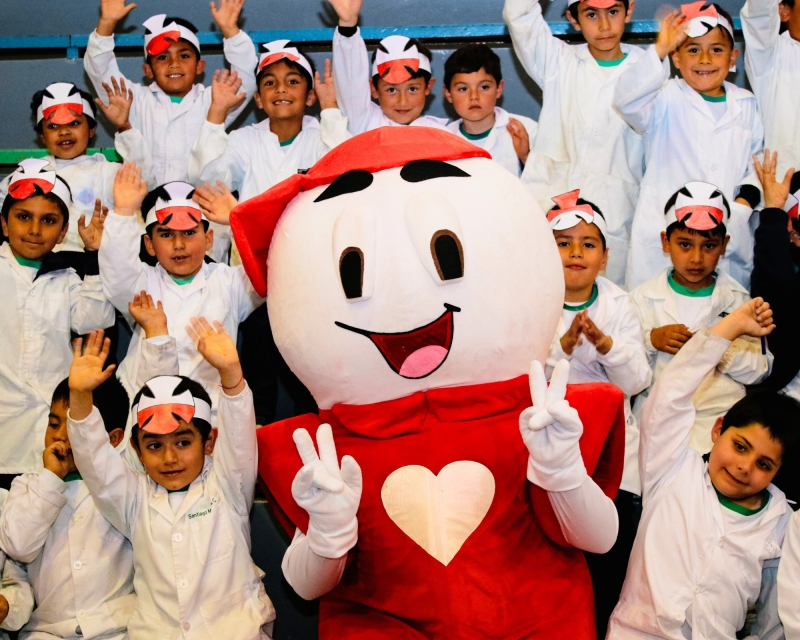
(31, 84, 98, 134)
(665, 219, 728, 240)
(130, 376, 213, 449)
(141, 183, 209, 235)
(548, 197, 607, 250)
(256, 53, 316, 93)
(1, 174, 71, 227)
(371, 39, 433, 89)
(782, 0, 795, 10)
(709, 4, 736, 47)
(444, 44, 502, 88)
(51, 375, 129, 434)
(568, 0, 630, 21)
(145, 17, 201, 64)
(51, 378, 70, 407)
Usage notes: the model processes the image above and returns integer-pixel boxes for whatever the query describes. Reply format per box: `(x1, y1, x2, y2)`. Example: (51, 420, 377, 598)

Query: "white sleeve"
(547, 478, 618, 554)
(99, 212, 150, 315)
(115, 128, 156, 188)
(84, 31, 142, 99)
(68, 406, 141, 538)
(333, 28, 379, 134)
(0, 471, 67, 563)
(222, 31, 258, 127)
(318, 108, 352, 154)
(744, 558, 784, 640)
(281, 529, 347, 600)
(741, 0, 781, 77)
(629, 287, 659, 367)
(596, 298, 653, 397)
(779, 513, 800, 639)
(134, 335, 180, 388)
(639, 329, 731, 500)
(0, 558, 32, 632)
(717, 335, 773, 385)
(187, 121, 242, 191)
(68, 271, 116, 335)
(612, 46, 671, 135)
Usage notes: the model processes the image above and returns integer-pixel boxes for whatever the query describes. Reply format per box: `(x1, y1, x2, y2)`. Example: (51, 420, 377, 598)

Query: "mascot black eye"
(430, 230, 464, 281)
(339, 247, 364, 299)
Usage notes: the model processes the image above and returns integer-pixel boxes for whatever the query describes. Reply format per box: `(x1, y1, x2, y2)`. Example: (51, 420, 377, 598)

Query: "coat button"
(182, 621, 191, 631)
(718, 539, 724, 547)
(78, 610, 86, 618)
(173, 532, 183, 542)
(693, 586, 701, 594)
(179, 579, 188, 589)
(73, 561, 82, 570)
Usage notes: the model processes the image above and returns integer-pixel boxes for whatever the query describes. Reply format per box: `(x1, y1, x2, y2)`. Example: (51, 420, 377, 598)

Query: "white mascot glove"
(291, 424, 363, 559)
(519, 359, 588, 492)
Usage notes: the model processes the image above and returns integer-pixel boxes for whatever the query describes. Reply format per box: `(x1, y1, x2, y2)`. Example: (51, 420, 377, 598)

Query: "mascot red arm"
(231, 127, 626, 640)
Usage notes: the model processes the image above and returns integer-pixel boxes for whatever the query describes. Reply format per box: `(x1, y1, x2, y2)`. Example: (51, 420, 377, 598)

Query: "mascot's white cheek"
(266, 157, 564, 409)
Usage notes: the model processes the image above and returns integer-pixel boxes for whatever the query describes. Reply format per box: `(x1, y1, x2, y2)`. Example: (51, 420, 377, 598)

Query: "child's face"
(1, 196, 68, 261)
(661, 228, 729, 290)
(371, 76, 435, 125)
(39, 114, 95, 160)
(554, 220, 608, 295)
(671, 27, 738, 96)
(134, 421, 218, 491)
(143, 222, 213, 278)
(444, 70, 503, 125)
(779, 1, 800, 42)
(143, 40, 205, 98)
(568, 1, 633, 56)
(709, 420, 782, 504)
(45, 400, 77, 474)
(254, 61, 316, 122)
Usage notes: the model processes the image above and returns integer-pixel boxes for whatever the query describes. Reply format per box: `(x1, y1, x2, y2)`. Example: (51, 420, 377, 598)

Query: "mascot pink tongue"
(231, 127, 625, 639)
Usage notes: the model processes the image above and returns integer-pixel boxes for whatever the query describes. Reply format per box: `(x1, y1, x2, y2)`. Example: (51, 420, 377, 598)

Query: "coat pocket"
(199, 583, 276, 640)
(189, 500, 234, 566)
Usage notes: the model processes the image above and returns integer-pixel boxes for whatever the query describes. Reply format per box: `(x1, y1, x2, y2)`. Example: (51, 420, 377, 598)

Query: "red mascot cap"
(230, 127, 491, 297)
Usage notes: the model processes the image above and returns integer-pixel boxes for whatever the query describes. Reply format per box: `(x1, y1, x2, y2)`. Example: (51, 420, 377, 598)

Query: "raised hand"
(712, 297, 775, 342)
(98, 0, 137, 36)
(185, 317, 243, 393)
(210, 0, 245, 38)
(655, 10, 688, 59)
(192, 181, 238, 225)
(650, 323, 693, 355)
(43, 441, 74, 479)
(507, 118, 530, 164)
(560, 311, 584, 356)
(327, 0, 362, 27)
(754, 149, 795, 211)
(581, 314, 613, 355)
(113, 162, 148, 217)
(315, 59, 337, 110)
(291, 424, 362, 558)
(77, 199, 109, 251)
(207, 69, 247, 125)
(95, 77, 133, 131)
(69, 330, 115, 394)
(128, 291, 168, 338)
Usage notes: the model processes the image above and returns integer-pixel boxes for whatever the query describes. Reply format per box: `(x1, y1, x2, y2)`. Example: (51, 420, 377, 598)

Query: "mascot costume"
(231, 127, 626, 639)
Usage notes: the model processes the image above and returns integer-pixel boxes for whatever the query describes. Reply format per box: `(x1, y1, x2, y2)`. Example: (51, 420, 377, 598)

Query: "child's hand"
(0, 595, 8, 625)
(581, 315, 613, 355)
(43, 441, 73, 479)
(712, 297, 775, 342)
(754, 149, 795, 210)
(70, 331, 116, 394)
(327, 0, 362, 27)
(192, 181, 238, 225)
(77, 199, 109, 251)
(210, 0, 244, 39)
(315, 59, 338, 111)
(186, 317, 244, 394)
(113, 163, 148, 217)
(207, 69, 247, 125)
(650, 324, 693, 354)
(655, 10, 688, 59)
(507, 118, 530, 164)
(128, 291, 168, 338)
(95, 77, 133, 131)
(98, 0, 136, 36)
(560, 311, 584, 356)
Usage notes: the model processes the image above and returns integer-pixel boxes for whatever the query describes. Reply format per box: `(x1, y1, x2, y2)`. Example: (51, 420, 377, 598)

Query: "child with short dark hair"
(631, 181, 773, 455)
(0, 374, 134, 639)
(609, 298, 796, 639)
(444, 44, 538, 177)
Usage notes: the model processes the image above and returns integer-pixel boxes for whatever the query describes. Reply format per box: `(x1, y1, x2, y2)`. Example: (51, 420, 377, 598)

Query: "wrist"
(219, 364, 244, 391)
(116, 122, 132, 134)
(560, 337, 575, 356)
(206, 105, 228, 125)
(97, 19, 117, 37)
(220, 26, 241, 39)
(114, 206, 137, 217)
(655, 43, 670, 60)
(339, 16, 359, 27)
(69, 390, 94, 422)
(143, 325, 169, 339)
(596, 336, 613, 355)
(43, 462, 67, 479)
(711, 316, 744, 342)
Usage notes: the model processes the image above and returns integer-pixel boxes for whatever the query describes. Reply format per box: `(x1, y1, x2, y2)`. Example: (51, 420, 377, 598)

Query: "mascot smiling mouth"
(335, 304, 460, 379)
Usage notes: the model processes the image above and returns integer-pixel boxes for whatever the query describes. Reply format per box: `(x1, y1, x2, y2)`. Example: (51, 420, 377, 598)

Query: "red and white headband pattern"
(258, 40, 313, 80)
(665, 181, 729, 231)
(36, 82, 95, 125)
(133, 376, 212, 435)
(681, 1, 734, 39)
(143, 14, 201, 57)
(372, 35, 432, 84)
(144, 181, 207, 230)
(8, 158, 71, 207)
(547, 189, 608, 239)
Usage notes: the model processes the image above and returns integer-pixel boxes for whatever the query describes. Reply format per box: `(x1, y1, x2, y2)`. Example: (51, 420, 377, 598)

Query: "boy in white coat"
(444, 44, 538, 177)
(0, 160, 115, 480)
(67, 326, 275, 639)
(84, 0, 257, 185)
(631, 181, 773, 455)
(614, 3, 763, 289)
(503, 0, 645, 285)
(0, 490, 33, 640)
(608, 298, 796, 639)
(778, 511, 800, 638)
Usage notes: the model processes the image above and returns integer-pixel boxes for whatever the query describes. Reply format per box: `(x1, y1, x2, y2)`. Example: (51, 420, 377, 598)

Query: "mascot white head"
(231, 127, 563, 409)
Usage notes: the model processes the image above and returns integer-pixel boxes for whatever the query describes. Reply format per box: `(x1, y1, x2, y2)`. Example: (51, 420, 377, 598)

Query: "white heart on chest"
(380, 461, 495, 566)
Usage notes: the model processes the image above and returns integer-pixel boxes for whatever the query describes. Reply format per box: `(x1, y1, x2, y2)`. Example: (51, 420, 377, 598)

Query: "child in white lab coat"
(0, 490, 33, 640)
(503, 0, 645, 285)
(608, 298, 797, 639)
(84, 0, 257, 185)
(0, 159, 115, 482)
(328, 0, 448, 133)
(631, 181, 772, 455)
(443, 44, 538, 177)
(614, 3, 763, 289)
(545, 189, 651, 635)
(778, 510, 800, 638)
(67, 326, 275, 639)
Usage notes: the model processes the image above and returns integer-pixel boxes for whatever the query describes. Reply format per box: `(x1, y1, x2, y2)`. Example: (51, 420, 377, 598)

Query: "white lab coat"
(779, 511, 800, 639)
(504, 0, 646, 285)
(67, 384, 275, 640)
(546, 276, 651, 495)
(630, 269, 773, 454)
(0, 243, 115, 474)
(446, 107, 538, 177)
(98, 212, 263, 421)
(608, 329, 790, 640)
(332, 28, 449, 134)
(0, 153, 122, 254)
(0, 470, 135, 640)
(0, 489, 35, 640)
(84, 30, 257, 185)
(613, 46, 764, 290)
